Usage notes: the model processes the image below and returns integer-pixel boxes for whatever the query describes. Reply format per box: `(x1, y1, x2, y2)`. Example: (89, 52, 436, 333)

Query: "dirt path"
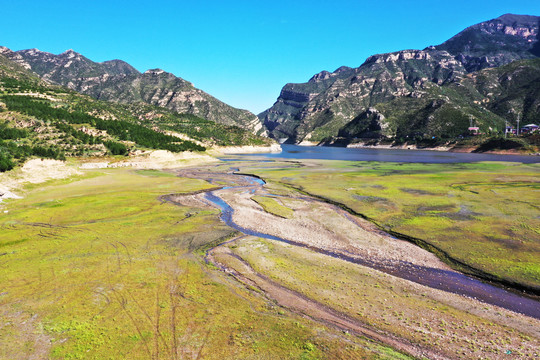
(208, 245, 450, 360)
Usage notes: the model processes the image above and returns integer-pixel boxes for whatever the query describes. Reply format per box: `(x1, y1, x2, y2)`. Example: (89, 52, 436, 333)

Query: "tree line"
(0, 95, 207, 171)
(1, 95, 205, 152)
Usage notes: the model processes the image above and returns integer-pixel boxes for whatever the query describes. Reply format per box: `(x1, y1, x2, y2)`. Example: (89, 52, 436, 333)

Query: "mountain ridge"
(260, 14, 540, 144)
(433, 13, 540, 71)
(0, 46, 266, 135)
(0, 51, 272, 172)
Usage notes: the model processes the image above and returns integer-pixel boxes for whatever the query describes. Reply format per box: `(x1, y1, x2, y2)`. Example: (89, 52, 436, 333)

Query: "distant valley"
(2, 13, 539, 162)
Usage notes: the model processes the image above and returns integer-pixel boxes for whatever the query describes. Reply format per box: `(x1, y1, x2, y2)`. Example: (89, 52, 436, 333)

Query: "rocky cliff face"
(260, 14, 540, 143)
(434, 14, 539, 72)
(261, 49, 467, 142)
(0, 47, 265, 135)
(459, 58, 540, 124)
(258, 66, 357, 139)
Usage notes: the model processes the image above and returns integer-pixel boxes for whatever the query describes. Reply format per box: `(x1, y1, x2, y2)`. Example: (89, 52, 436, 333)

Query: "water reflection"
(231, 144, 540, 164)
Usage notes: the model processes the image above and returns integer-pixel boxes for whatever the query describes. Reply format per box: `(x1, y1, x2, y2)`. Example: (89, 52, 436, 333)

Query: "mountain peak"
(433, 13, 539, 72)
(61, 49, 81, 59)
(308, 66, 356, 83)
(309, 70, 331, 82)
(101, 59, 140, 76)
(0, 46, 13, 56)
(495, 13, 540, 25)
(144, 68, 166, 75)
(22, 48, 47, 56)
(334, 66, 352, 74)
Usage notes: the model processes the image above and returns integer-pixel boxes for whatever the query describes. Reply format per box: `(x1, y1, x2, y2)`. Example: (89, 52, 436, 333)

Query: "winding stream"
(201, 172, 540, 320)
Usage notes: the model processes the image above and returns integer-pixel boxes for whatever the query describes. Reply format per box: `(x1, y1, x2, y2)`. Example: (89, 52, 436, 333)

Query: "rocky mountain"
(261, 50, 471, 142)
(459, 58, 540, 124)
(1, 48, 139, 81)
(434, 13, 540, 72)
(338, 58, 540, 144)
(0, 52, 271, 171)
(260, 65, 358, 140)
(0, 46, 265, 135)
(260, 14, 540, 144)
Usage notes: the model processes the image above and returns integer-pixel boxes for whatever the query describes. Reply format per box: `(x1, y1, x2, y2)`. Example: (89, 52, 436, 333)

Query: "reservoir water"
(231, 144, 540, 164)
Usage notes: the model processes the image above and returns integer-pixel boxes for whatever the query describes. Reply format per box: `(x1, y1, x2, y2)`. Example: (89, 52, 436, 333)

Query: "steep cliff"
(262, 49, 468, 142)
(260, 14, 540, 143)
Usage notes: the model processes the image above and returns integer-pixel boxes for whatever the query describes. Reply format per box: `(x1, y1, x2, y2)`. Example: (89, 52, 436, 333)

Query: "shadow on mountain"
(530, 20, 540, 57)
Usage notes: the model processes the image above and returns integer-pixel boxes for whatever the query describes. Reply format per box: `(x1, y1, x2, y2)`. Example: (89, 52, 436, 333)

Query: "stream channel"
(200, 172, 540, 320)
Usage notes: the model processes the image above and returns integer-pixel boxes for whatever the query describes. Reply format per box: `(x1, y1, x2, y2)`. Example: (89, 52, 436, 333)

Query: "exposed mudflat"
(171, 164, 540, 359)
(208, 243, 450, 360)
(0, 159, 81, 203)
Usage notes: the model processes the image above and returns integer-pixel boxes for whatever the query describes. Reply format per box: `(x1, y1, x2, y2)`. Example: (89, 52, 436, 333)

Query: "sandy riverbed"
(170, 166, 539, 358)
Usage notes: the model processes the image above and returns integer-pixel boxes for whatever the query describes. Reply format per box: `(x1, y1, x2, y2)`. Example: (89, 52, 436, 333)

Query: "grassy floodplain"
(242, 160, 540, 291)
(251, 195, 294, 219)
(0, 166, 410, 359)
(219, 236, 539, 359)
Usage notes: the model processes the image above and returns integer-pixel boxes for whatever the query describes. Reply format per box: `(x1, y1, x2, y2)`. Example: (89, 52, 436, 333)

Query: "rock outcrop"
(260, 14, 540, 144)
(434, 13, 540, 71)
(1, 47, 265, 135)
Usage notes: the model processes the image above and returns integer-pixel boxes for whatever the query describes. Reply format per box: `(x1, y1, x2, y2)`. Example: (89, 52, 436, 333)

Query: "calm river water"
(231, 144, 540, 163)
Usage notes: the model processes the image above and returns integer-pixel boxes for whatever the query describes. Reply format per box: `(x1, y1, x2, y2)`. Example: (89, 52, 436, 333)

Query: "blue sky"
(2, 1, 539, 114)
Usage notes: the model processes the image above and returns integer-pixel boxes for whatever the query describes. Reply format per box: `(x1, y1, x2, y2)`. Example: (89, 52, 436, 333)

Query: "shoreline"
(0, 144, 280, 203)
(346, 142, 451, 152)
(208, 143, 281, 155)
(341, 142, 538, 156)
(281, 141, 540, 156)
(346, 143, 538, 156)
(0, 150, 216, 203)
(0, 159, 82, 204)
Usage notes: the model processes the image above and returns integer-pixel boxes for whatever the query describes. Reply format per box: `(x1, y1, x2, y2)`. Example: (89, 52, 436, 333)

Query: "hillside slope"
(260, 14, 540, 144)
(0, 53, 271, 171)
(0, 46, 266, 135)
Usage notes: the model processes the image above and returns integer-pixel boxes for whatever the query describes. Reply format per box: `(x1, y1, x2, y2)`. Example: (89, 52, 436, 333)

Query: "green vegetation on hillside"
(0, 61, 271, 171)
(1, 94, 205, 153)
(0, 119, 66, 172)
(68, 97, 271, 147)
